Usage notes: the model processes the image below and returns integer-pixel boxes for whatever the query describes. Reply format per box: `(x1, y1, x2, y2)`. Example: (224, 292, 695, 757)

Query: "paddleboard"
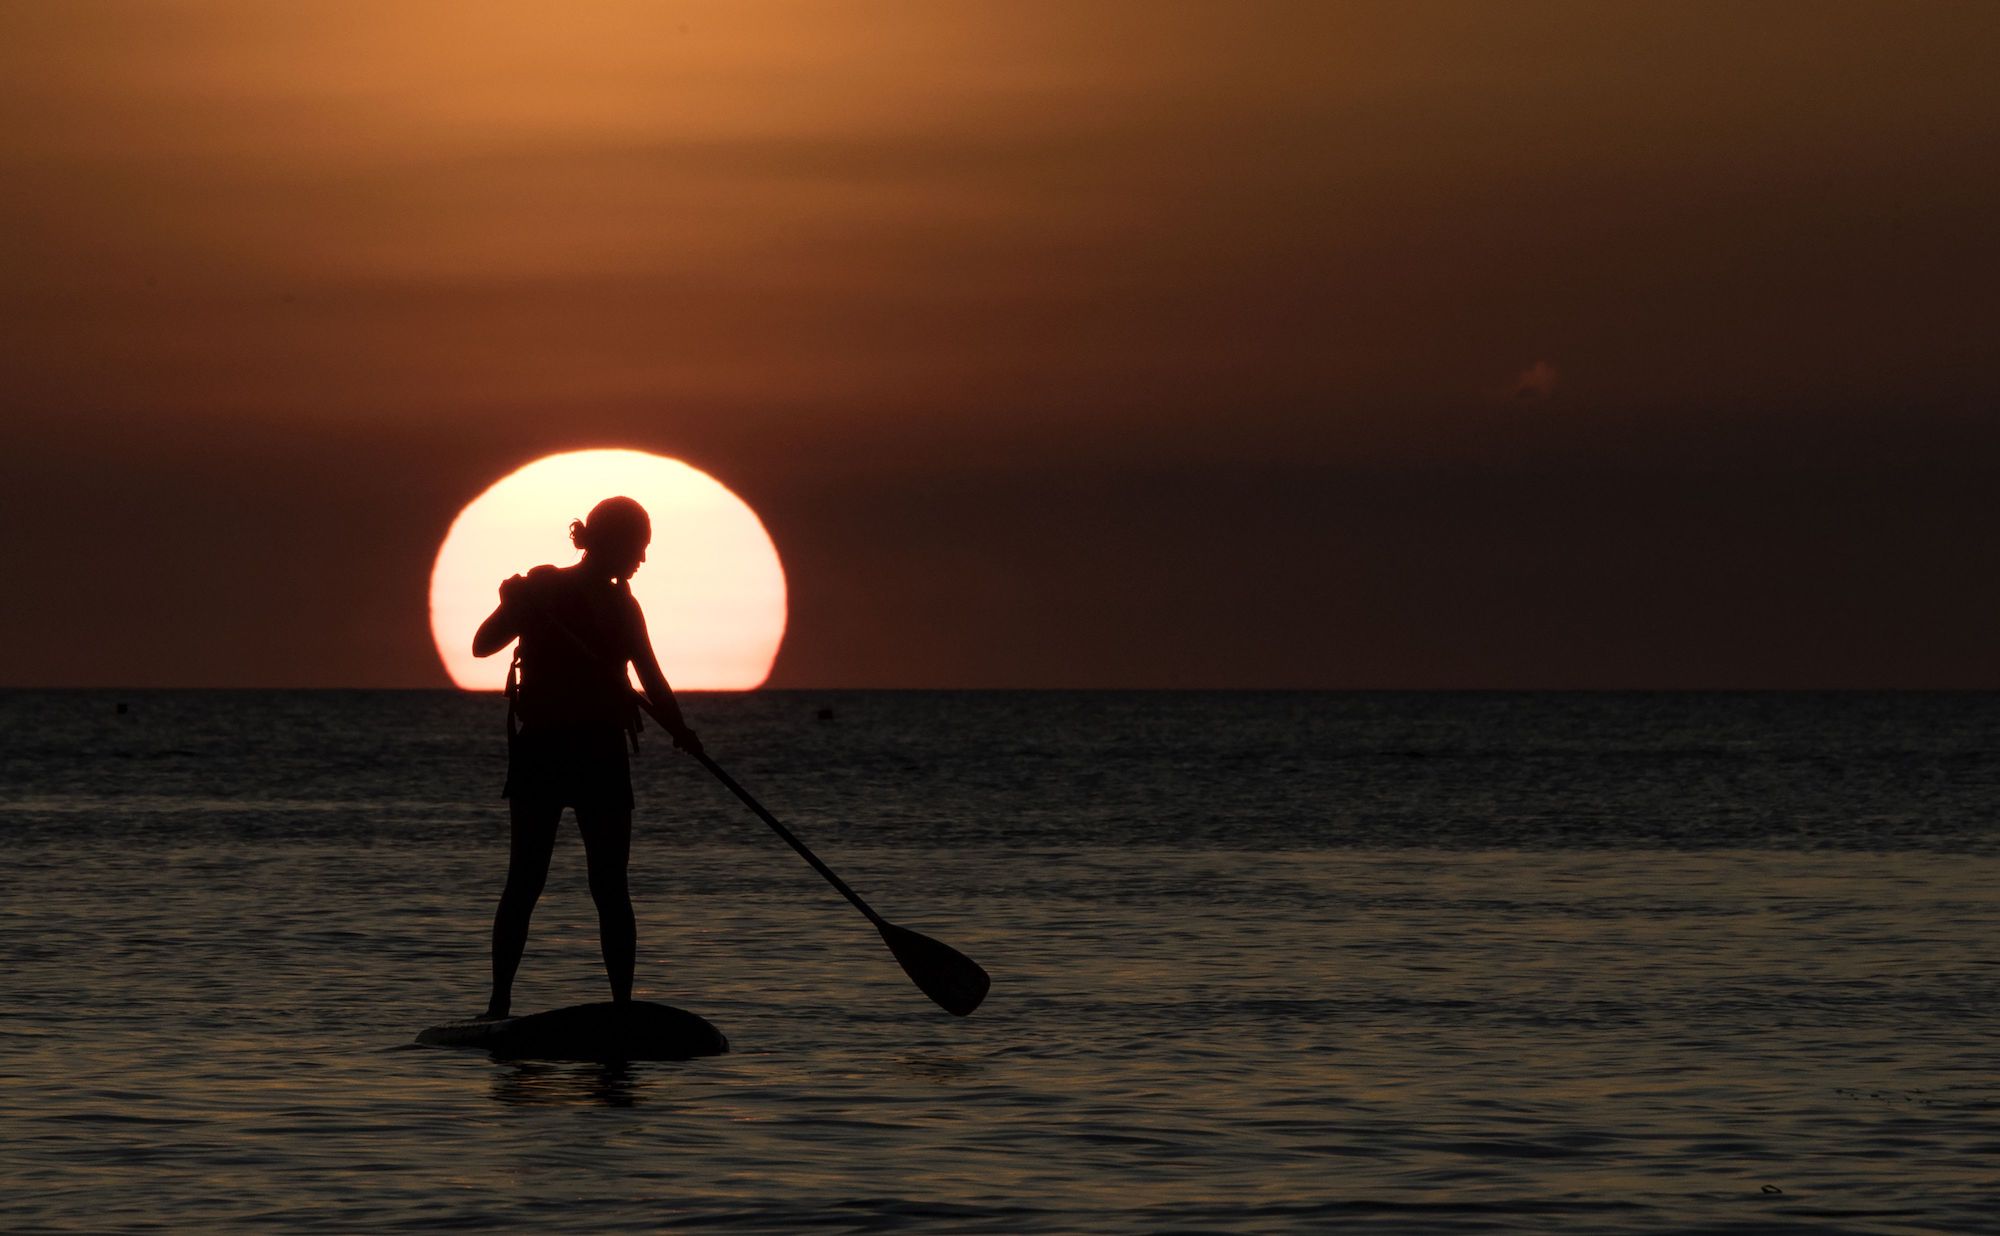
(416, 1000, 728, 1061)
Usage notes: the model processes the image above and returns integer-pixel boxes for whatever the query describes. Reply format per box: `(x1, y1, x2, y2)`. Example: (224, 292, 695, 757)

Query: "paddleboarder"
(470, 495, 702, 1021)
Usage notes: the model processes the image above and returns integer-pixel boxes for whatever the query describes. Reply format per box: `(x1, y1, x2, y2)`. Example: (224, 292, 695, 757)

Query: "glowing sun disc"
(429, 449, 786, 691)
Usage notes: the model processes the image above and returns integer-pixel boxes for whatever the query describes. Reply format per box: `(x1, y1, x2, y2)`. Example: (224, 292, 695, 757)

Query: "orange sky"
(4, 2, 1998, 687)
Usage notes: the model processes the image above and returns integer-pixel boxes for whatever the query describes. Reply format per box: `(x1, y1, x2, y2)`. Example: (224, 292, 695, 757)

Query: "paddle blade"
(878, 920, 991, 1016)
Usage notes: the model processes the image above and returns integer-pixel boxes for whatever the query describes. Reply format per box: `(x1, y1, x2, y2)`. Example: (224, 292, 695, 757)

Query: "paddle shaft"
(701, 750, 887, 929)
(630, 695, 887, 929)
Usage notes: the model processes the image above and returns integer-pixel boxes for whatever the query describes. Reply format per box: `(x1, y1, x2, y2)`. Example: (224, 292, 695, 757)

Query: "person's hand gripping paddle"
(634, 694, 992, 1017)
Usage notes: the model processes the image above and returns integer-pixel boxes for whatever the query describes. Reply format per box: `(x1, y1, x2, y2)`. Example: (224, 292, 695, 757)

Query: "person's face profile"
(606, 536, 648, 580)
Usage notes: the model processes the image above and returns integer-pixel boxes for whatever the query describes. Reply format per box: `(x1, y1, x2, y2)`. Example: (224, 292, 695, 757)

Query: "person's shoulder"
(501, 564, 565, 603)
(522, 564, 568, 593)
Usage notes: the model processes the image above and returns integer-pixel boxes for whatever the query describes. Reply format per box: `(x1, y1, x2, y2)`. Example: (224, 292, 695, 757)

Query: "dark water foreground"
(2, 691, 1997, 1233)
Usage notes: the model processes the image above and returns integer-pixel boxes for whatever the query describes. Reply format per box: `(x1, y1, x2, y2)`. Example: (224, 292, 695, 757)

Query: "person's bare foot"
(477, 1001, 511, 1022)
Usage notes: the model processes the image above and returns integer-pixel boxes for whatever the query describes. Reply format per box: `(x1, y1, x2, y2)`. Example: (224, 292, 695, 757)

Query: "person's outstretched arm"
(626, 594, 703, 754)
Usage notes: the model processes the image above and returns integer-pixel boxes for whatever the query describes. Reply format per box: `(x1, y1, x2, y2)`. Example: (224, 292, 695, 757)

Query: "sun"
(429, 449, 787, 691)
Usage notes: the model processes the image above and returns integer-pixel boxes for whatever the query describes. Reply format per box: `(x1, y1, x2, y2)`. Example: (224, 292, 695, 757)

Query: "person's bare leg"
(577, 804, 636, 1005)
(487, 798, 561, 1019)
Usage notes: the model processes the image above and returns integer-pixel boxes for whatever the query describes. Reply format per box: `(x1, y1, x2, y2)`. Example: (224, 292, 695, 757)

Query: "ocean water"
(2, 690, 1997, 1234)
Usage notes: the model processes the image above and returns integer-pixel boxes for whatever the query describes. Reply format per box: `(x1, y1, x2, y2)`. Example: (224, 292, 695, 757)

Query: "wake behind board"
(416, 1001, 727, 1061)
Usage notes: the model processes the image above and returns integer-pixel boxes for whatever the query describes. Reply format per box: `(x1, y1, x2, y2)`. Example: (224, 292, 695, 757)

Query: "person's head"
(570, 496, 652, 581)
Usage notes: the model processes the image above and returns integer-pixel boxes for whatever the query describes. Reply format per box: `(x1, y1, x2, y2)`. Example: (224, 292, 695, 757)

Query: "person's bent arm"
(472, 576, 527, 657)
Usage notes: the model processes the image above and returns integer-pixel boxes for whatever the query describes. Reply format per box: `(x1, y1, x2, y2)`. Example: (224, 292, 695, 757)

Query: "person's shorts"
(503, 725, 633, 812)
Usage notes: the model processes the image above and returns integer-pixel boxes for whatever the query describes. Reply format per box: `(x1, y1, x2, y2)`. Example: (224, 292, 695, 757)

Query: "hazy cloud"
(1511, 360, 1559, 402)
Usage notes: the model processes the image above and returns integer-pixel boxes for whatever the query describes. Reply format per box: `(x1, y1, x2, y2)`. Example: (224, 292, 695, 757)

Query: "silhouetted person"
(471, 496, 702, 1020)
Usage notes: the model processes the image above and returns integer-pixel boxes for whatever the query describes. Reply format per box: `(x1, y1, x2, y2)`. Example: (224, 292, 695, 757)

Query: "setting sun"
(428, 449, 786, 690)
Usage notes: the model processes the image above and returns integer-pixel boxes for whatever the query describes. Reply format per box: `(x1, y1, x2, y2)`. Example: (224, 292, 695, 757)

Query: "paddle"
(632, 696, 992, 1017)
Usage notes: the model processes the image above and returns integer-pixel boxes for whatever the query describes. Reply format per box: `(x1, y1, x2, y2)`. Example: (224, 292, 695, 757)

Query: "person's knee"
(588, 875, 630, 911)
(499, 874, 546, 909)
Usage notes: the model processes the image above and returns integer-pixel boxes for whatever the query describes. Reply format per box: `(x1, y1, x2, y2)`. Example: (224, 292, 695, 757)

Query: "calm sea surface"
(2, 691, 1997, 1233)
